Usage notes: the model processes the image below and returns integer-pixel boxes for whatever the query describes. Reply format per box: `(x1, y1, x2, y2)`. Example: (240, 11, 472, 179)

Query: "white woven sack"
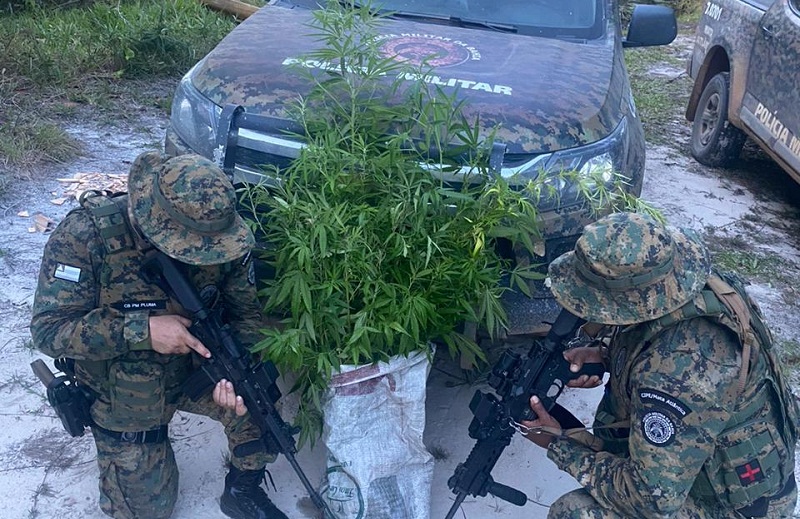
(320, 348, 434, 519)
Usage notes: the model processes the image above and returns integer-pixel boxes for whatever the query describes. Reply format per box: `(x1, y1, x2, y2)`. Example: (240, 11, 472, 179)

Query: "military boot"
(220, 466, 289, 519)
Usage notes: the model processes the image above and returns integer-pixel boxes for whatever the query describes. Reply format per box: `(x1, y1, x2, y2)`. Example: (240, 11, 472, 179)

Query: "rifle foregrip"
(488, 480, 527, 506)
(183, 363, 219, 401)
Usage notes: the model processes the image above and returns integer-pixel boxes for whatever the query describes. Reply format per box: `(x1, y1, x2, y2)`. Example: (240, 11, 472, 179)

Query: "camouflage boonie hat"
(128, 151, 254, 266)
(547, 212, 711, 325)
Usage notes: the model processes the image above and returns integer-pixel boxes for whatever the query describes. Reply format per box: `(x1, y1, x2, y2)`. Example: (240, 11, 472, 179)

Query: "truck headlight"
(503, 117, 630, 209)
(170, 65, 221, 159)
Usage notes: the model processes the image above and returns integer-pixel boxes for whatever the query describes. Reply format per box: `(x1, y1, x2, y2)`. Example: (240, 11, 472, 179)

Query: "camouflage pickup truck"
(166, 0, 677, 334)
(686, 0, 800, 184)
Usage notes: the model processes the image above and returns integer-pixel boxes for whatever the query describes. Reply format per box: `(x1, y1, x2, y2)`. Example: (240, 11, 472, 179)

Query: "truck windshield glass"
(292, 0, 605, 39)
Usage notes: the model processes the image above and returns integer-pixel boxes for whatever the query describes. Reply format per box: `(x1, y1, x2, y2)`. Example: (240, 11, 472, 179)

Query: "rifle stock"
(445, 309, 604, 518)
(143, 250, 334, 519)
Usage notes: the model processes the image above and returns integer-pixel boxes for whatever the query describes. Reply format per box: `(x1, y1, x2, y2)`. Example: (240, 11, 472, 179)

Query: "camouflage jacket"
(546, 294, 795, 516)
(30, 194, 265, 430)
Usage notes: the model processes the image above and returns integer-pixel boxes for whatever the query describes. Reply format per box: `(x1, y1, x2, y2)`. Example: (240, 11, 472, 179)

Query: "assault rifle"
(143, 250, 334, 519)
(444, 309, 605, 519)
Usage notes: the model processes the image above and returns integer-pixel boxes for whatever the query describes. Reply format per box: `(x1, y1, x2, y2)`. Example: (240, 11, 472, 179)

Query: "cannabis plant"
(242, 0, 639, 443)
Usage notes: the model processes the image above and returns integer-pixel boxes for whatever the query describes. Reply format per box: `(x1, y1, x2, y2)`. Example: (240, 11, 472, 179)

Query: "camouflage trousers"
(547, 485, 797, 519)
(92, 390, 273, 519)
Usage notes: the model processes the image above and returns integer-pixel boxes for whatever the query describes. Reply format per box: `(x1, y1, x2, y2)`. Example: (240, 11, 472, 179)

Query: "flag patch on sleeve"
(54, 264, 81, 283)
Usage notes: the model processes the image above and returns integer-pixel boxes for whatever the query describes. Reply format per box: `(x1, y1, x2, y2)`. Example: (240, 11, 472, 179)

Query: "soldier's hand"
(148, 315, 211, 358)
(564, 347, 605, 388)
(521, 396, 561, 449)
(213, 379, 248, 416)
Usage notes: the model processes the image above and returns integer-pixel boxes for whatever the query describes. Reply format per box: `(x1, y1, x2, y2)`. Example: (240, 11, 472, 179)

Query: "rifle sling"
(528, 420, 632, 452)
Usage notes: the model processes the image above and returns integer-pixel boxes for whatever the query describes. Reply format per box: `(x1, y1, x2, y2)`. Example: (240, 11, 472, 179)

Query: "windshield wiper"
(450, 16, 518, 33)
(386, 11, 518, 33)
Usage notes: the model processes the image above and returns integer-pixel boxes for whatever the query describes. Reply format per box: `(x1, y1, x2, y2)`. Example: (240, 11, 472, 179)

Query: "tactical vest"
(73, 192, 192, 432)
(593, 270, 798, 512)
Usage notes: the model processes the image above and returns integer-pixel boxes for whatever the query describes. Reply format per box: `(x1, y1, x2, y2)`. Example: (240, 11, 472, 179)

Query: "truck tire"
(690, 72, 746, 168)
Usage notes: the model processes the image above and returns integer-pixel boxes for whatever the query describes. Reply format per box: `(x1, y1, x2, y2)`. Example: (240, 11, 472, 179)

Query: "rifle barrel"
(444, 492, 467, 519)
(284, 450, 335, 519)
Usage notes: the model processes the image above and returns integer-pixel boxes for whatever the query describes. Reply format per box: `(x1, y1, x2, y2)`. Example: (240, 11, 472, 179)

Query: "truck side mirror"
(623, 4, 678, 48)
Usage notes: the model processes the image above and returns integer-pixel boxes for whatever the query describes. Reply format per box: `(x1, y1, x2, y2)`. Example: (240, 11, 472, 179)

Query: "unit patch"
(736, 460, 766, 486)
(639, 389, 692, 419)
(641, 411, 675, 446)
(54, 263, 81, 283)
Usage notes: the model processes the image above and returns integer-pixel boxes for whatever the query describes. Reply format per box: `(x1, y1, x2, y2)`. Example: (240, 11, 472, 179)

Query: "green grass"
(0, 0, 238, 84)
(620, 0, 704, 20)
(705, 227, 789, 283)
(0, 0, 248, 185)
(775, 339, 800, 386)
(712, 249, 784, 277)
(779, 339, 800, 363)
(625, 42, 694, 145)
(0, 117, 81, 175)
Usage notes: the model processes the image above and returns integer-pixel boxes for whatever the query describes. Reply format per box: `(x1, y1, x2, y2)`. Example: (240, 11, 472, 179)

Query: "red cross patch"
(735, 460, 765, 486)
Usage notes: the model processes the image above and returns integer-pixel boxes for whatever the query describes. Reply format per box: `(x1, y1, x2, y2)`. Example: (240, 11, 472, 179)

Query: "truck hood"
(192, 6, 626, 154)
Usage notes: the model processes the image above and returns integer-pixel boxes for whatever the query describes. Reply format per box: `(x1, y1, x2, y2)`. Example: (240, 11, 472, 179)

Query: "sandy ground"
(2, 100, 800, 519)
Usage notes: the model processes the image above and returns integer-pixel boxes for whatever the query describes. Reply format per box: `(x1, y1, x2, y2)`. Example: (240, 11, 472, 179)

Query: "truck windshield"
(288, 0, 605, 39)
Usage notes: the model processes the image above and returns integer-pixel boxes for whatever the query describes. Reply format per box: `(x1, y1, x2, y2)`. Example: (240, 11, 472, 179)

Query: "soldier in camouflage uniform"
(521, 212, 798, 518)
(30, 151, 289, 519)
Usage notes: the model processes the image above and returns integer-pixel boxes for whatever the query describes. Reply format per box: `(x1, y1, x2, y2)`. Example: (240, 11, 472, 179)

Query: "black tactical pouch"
(31, 358, 95, 437)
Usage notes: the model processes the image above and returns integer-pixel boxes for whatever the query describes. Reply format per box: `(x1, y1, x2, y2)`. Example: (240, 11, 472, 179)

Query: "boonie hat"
(547, 212, 711, 325)
(128, 151, 254, 265)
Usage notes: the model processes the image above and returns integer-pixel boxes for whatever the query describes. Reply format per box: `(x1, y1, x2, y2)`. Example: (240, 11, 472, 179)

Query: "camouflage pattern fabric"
(95, 390, 273, 519)
(546, 316, 796, 517)
(95, 432, 179, 519)
(546, 486, 797, 519)
(30, 157, 272, 518)
(128, 151, 254, 266)
(547, 212, 711, 325)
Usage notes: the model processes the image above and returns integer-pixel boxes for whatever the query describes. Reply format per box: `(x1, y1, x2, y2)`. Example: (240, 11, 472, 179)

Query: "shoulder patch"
(641, 411, 676, 446)
(54, 264, 81, 283)
(639, 389, 692, 419)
